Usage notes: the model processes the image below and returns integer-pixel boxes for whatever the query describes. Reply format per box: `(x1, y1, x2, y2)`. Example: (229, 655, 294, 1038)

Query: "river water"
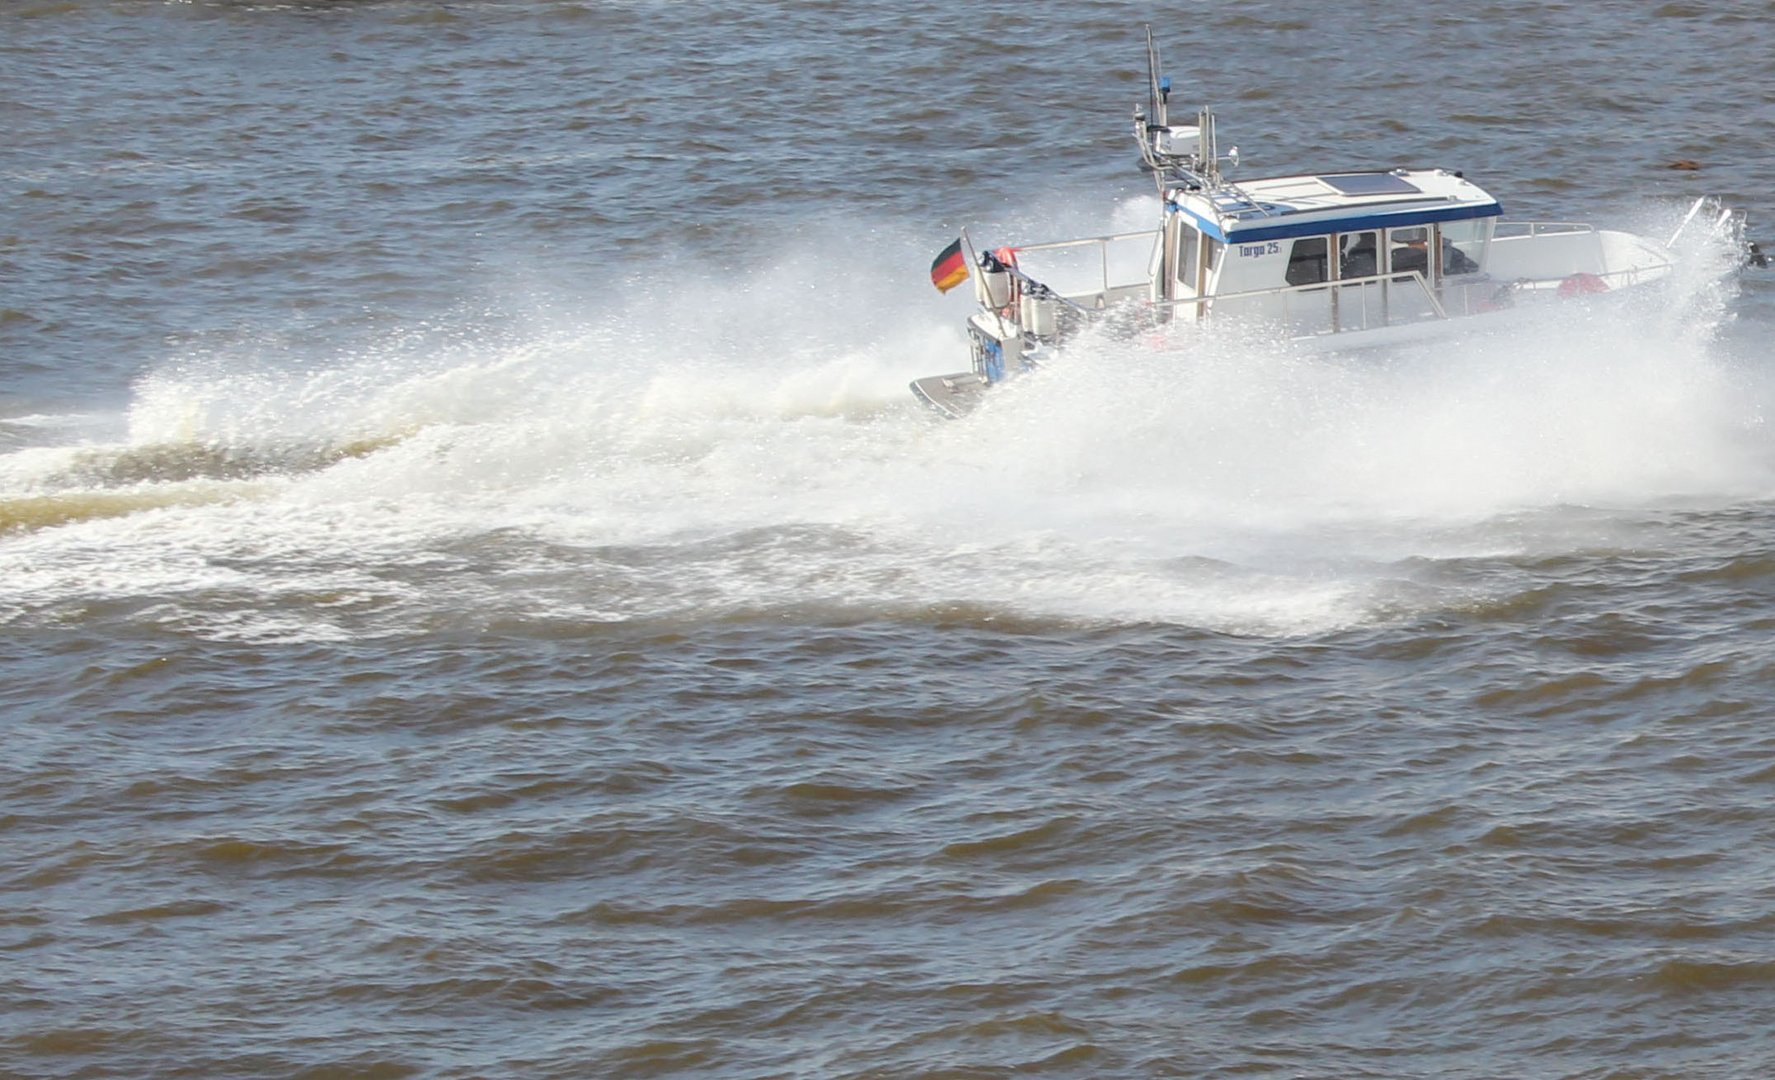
(5, 2, 1775, 1077)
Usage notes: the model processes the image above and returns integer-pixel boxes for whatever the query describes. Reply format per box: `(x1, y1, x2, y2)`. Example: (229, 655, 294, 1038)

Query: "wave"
(1, 216, 1769, 639)
(0, 481, 260, 535)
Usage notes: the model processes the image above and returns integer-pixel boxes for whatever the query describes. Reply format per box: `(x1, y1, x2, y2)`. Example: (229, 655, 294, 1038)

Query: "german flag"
(930, 238, 968, 293)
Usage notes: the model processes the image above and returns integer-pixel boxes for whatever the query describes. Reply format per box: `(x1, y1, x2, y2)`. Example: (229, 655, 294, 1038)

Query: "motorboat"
(913, 30, 1762, 418)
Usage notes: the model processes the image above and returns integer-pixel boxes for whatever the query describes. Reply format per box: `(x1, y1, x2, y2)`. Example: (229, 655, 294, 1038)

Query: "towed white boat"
(913, 30, 1764, 419)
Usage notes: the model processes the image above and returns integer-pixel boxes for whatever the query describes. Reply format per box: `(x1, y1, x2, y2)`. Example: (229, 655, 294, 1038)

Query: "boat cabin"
(1156, 166, 1505, 332)
(964, 167, 1511, 365)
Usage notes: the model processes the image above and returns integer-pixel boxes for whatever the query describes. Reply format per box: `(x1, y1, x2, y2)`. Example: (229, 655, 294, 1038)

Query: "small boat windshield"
(1441, 219, 1491, 275)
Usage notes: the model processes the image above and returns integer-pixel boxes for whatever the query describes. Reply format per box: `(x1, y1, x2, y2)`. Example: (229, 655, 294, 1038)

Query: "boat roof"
(1169, 168, 1501, 244)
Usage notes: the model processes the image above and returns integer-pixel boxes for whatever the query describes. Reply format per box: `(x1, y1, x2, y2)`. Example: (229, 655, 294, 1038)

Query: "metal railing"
(1488, 221, 1674, 292)
(1151, 269, 1448, 333)
(1000, 229, 1679, 349)
(1492, 221, 1595, 239)
(1008, 230, 1158, 303)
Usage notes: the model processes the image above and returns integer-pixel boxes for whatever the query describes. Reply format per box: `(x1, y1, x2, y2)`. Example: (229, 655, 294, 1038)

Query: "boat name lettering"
(1237, 242, 1282, 258)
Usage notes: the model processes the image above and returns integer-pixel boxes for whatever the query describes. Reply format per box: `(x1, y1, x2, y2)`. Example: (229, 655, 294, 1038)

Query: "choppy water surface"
(5, 1, 1775, 1076)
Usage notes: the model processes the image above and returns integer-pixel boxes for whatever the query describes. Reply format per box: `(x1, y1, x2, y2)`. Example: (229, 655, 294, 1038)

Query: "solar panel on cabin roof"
(1319, 173, 1421, 196)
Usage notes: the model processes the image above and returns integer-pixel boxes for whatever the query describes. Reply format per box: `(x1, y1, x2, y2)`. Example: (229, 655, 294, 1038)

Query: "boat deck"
(909, 371, 989, 419)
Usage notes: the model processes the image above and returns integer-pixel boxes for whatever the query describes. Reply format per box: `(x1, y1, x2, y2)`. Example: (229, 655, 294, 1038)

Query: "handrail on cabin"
(1150, 269, 1449, 321)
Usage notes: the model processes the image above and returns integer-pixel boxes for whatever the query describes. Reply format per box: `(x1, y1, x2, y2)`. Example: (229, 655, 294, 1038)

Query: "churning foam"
(1, 218, 1769, 639)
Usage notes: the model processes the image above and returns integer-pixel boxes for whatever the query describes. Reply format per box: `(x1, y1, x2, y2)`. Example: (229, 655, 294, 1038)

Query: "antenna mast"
(1135, 26, 1224, 192)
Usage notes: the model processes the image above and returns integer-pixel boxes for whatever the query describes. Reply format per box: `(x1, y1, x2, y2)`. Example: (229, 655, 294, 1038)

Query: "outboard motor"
(1020, 281, 1060, 341)
(975, 249, 1014, 310)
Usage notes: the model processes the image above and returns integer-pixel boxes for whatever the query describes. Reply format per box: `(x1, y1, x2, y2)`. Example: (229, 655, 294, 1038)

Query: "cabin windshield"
(1440, 219, 1492, 275)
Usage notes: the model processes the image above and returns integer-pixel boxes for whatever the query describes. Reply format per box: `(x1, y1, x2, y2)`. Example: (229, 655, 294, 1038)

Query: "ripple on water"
(7, 0, 1775, 1076)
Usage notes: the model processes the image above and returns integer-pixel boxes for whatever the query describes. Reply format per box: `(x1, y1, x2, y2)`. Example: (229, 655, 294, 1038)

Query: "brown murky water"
(5, 1, 1775, 1076)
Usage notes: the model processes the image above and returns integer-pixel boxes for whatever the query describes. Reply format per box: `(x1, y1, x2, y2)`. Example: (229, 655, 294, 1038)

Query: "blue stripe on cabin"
(1170, 201, 1503, 244)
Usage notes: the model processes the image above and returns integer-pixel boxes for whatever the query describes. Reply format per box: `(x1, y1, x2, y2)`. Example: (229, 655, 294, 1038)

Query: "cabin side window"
(1388, 227, 1430, 279)
(1175, 224, 1200, 295)
(1285, 237, 1328, 286)
(1337, 231, 1378, 279)
(1161, 216, 1208, 300)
